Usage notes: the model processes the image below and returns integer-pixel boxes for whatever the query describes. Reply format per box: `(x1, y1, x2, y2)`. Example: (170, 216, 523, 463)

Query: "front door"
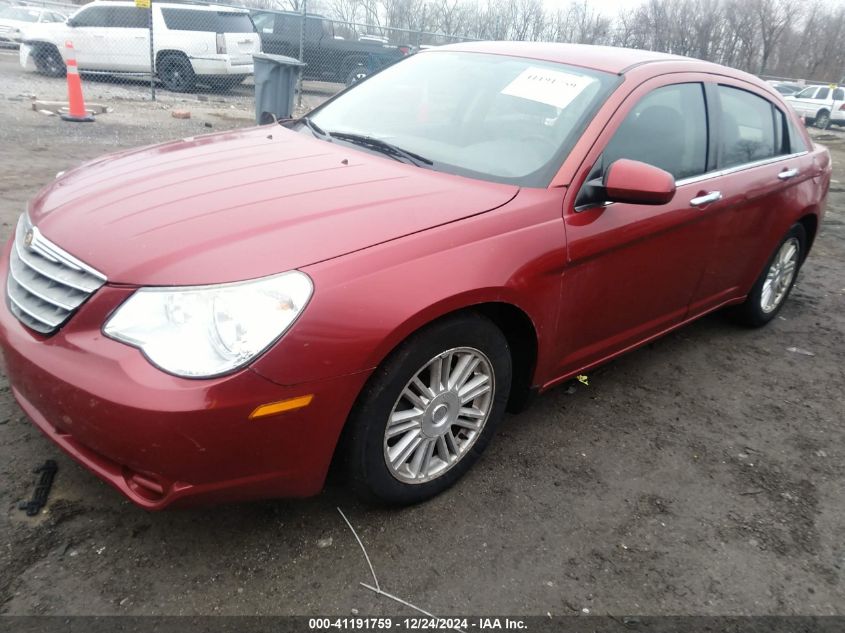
(554, 79, 718, 378)
(66, 4, 111, 70)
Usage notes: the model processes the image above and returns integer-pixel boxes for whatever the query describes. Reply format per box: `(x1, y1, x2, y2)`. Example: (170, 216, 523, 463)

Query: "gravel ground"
(0, 56, 844, 617)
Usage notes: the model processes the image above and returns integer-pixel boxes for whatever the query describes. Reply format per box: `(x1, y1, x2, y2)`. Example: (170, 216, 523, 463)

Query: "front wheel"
(731, 223, 806, 327)
(33, 44, 65, 77)
(344, 313, 512, 505)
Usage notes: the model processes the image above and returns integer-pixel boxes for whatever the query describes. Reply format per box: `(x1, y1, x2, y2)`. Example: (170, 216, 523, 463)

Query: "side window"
(109, 7, 149, 28)
(306, 17, 324, 39)
(717, 86, 777, 168)
(603, 83, 708, 180)
(252, 12, 274, 33)
(834, 88, 844, 101)
(277, 14, 299, 40)
(795, 87, 817, 99)
(72, 7, 109, 27)
(774, 107, 785, 155)
(787, 116, 809, 153)
(816, 87, 830, 100)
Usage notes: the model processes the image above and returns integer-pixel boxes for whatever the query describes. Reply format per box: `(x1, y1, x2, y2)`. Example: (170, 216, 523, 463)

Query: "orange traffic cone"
(60, 41, 93, 123)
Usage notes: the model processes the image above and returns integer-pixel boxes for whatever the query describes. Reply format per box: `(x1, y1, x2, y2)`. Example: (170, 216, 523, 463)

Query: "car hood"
(28, 126, 519, 286)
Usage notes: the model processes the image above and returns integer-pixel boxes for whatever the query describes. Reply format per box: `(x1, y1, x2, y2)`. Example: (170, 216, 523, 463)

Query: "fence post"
(148, 0, 155, 101)
(297, 0, 306, 111)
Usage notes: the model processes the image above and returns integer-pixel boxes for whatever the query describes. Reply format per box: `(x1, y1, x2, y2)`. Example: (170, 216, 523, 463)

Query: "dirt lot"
(0, 56, 843, 617)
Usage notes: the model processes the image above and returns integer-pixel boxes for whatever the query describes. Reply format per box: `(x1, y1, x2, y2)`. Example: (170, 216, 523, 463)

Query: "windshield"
(307, 51, 618, 186)
(0, 7, 41, 21)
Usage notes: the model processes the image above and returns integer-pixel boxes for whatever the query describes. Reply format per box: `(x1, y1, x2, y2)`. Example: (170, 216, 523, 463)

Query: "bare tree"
(753, 0, 802, 74)
(314, 0, 845, 84)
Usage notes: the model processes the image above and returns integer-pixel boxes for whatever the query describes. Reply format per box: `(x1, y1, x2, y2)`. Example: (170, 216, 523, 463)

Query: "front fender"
(251, 188, 569, 387)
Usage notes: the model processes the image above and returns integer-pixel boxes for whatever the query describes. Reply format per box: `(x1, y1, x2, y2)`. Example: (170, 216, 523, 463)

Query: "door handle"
(778, 168, 799, 180)
(690, 191, 723, 207)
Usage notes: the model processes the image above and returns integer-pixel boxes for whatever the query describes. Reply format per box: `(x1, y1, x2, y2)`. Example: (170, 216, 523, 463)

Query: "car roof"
(89, 0, 250, 12)
(434, 41, 728, 75)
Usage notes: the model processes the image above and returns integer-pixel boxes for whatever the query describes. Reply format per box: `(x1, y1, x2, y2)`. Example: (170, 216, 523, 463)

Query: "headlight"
(104, 271, 313, 378)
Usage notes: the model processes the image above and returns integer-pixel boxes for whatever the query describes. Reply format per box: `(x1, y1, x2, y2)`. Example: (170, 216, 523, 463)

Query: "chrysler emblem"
(24, 230, 34, 248)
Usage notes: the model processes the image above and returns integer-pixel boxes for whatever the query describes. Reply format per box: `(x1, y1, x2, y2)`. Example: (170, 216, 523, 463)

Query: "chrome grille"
(6, 213, 107, 335)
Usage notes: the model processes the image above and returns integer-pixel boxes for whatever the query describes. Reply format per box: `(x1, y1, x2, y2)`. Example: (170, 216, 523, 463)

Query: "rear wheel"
(344, 313, 511, 505)
(815, 109, 831, 129)
(731, 223, 806, 327)
(32, 44, 65, 77)
(158, 54, 196, 92)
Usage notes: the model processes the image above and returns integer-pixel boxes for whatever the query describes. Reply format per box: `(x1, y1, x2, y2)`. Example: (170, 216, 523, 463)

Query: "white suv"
(784, 85, 845, 129)
(19, 1, 261, 91)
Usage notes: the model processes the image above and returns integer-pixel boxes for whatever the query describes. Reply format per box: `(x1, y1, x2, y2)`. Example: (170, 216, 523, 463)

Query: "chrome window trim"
(574, 150, 808, 212)
(675, 150, 808, 187)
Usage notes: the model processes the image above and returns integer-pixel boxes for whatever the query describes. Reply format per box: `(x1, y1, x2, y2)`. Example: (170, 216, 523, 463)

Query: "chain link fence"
(2, 0, 475, 112)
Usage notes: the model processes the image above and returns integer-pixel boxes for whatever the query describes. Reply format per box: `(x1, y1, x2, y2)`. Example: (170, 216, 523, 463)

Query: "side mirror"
(603, 158, 676, 205)
(66, 18, 76, 27)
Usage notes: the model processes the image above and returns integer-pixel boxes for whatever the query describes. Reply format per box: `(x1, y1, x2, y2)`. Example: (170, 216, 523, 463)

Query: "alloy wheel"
(761, 237, 799, 313)
(384, 347, 495, 484)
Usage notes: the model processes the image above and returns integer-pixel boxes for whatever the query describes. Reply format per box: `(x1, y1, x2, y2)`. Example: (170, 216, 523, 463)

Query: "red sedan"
(0, 42, 829, 509)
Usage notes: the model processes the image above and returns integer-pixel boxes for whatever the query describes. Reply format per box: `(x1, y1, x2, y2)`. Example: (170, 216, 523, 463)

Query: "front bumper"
(0, 246, 369, 509)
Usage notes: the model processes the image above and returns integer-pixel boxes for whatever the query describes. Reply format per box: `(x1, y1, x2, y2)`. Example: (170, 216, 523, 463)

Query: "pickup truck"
(250, 10, 409, 85)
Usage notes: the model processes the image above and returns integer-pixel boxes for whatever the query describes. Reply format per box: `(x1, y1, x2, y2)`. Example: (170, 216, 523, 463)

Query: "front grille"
(6, 213, 107, 335)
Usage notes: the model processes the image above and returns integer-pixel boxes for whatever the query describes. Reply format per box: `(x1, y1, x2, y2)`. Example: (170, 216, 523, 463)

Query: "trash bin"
(253, 53, 306, 124)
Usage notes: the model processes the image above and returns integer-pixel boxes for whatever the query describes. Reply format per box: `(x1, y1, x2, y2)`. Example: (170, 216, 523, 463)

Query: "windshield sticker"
(501, 67, 596, 110)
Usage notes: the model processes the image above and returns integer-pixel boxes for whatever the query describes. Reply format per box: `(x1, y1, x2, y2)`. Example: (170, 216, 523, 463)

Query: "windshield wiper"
(327, 131, 433, 167)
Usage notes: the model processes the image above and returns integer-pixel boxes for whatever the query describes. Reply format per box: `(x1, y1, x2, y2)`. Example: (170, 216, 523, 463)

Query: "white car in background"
(19, 0, 261, 91)
(784, 84, 845, 129)
(0, 5, 65, 46)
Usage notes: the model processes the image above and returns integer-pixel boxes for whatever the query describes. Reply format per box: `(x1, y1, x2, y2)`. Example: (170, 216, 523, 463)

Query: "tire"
(731, 223, 806, 327)
(344, 313, 512, 505)
(32, 44, 65, 78)
(158, 54, 196, 93)
(345, 64, 369, 86)
(815, 109, 831, 129)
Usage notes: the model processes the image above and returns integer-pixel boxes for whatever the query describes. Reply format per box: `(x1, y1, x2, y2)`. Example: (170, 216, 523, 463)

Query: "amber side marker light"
(249, 394, 314, 419)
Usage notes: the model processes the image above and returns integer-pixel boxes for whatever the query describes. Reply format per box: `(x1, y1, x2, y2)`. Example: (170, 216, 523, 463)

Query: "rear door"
(556, 78, 718, 375)
(107, 6, 149, 72)
(831, 87, 845, 124)
(688, 83, 815, 312)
